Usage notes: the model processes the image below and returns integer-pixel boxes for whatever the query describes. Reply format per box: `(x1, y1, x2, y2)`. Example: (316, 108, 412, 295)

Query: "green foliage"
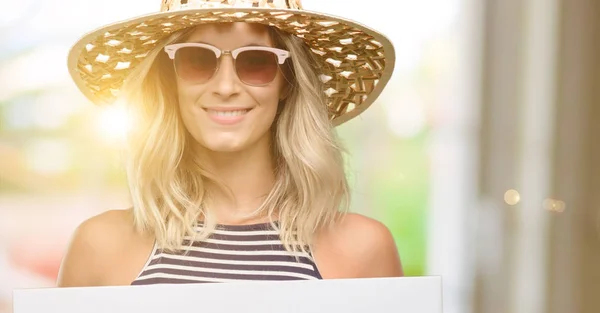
(339, 117, 430, 277)
(374, 131, 430, 276)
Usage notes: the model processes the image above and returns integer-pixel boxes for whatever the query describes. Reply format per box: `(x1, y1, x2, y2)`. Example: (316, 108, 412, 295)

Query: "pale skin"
(56, 23, 403, 287)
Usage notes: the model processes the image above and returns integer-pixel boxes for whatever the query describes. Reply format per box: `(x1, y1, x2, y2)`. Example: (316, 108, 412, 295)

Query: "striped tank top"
(131, 222, 322, 285)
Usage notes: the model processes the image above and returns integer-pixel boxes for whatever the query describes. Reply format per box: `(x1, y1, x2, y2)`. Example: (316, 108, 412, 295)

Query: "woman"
(57, 0, 403, 286)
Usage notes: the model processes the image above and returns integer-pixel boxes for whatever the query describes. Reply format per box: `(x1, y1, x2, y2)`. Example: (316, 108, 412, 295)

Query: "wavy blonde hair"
(118, 23, 350, 254)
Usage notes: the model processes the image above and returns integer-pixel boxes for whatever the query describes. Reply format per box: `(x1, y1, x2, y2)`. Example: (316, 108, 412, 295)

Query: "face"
(170, 23, 288, 154)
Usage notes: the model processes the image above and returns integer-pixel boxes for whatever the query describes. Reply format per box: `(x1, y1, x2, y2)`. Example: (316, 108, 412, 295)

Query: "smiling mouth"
(205, 108, 252, 117)
(203, 107, 253, 125)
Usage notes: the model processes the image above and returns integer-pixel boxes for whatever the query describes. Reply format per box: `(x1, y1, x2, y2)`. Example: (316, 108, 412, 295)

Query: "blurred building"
(471, 0, 600, 312)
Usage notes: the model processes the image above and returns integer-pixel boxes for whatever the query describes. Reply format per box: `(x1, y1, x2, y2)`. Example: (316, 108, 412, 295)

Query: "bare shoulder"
(56, 208, 151, 287)
(313, 213, 404, 279)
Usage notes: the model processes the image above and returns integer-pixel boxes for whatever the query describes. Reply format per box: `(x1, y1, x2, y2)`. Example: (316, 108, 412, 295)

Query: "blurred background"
(0, 0, 598, 312)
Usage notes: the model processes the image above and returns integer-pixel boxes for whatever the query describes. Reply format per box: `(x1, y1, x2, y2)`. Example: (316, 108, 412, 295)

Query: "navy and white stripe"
(131, 222, 322, 285)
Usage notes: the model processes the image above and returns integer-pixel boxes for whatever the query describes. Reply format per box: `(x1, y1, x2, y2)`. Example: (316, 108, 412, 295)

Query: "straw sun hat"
(67, 0, 395, 126)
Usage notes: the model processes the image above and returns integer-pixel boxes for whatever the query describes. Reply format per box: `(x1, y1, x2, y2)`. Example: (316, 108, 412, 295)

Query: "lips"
(202, 107, 253, 125)
(205, 108, 251, 116)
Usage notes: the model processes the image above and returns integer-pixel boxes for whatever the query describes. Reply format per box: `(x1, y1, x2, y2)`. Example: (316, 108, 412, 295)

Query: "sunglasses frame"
(164, 42, 291, 86)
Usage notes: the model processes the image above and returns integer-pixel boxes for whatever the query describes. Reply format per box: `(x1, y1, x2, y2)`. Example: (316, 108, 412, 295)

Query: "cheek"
(249, 87, 281, 119)
(175, 83, 207, 134)
(176, 80, 208, 120)
(176, 80, 203, 106)
(254, 76, 286, 111)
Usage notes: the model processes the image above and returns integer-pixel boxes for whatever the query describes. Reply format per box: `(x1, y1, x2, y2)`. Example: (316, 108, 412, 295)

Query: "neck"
(198, 137, 277, 224)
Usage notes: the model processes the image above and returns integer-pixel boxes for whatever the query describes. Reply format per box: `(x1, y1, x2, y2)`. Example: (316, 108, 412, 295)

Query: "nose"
(210, 54, 241, 99)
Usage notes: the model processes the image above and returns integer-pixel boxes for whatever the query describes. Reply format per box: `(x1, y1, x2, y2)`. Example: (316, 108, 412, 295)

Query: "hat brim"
(67, 7, 395, 126)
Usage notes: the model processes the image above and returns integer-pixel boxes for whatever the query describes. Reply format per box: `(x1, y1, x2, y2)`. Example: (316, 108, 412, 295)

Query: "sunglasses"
(164, 42, 291, 86)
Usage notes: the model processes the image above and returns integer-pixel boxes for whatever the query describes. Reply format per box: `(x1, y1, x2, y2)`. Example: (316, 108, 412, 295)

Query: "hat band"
(160, 0, 303, 12)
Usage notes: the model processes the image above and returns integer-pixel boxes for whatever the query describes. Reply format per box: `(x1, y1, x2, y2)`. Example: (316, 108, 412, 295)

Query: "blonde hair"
(119, 23, 350, 254)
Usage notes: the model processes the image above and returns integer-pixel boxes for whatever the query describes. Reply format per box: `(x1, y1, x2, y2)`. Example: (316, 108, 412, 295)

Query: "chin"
(194, 129, 273, 155)
(186, 118, 275, 155)
(199, 137, 248, 153)
(204, 143, 247, 153)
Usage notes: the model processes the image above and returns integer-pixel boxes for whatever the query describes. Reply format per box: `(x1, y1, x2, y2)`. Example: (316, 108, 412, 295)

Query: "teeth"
(208, 109, 249, 117)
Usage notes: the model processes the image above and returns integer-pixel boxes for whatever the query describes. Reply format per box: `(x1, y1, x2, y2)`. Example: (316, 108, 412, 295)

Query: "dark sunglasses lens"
(174, 47, 217, 82)
(236, 50, 278, 85)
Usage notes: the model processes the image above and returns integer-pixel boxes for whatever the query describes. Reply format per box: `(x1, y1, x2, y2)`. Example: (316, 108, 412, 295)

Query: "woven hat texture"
(68, 0, 395, 126)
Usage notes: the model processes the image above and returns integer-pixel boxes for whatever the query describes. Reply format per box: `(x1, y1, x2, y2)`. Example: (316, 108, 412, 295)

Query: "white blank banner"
(14, 276, 442, 313)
